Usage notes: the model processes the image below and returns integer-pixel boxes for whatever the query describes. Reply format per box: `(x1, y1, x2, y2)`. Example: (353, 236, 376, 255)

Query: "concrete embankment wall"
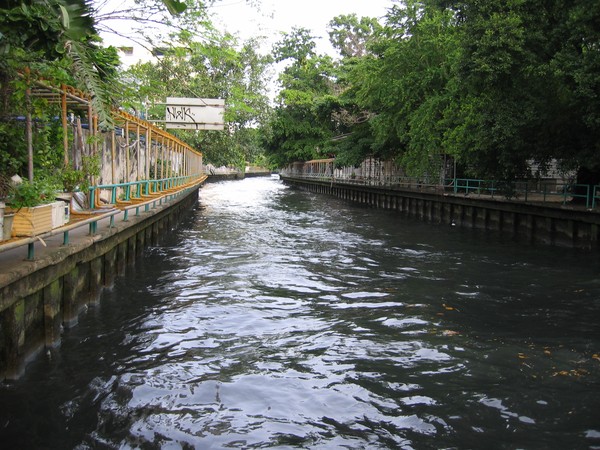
(205, 171, 271, 182)
(0, 185, 202, 381)
(282, 176, 600, 250)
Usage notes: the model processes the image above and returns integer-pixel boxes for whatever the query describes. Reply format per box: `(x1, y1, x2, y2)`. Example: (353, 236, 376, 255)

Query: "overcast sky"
(210, 0, 394, 56)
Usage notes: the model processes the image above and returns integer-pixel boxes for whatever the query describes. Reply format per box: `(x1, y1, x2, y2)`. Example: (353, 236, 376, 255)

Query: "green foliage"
(0, 0, 94, 64)
(0, 122, 27, 178)
(0, 0, 271, 188)
(61, 167, 86, 192)
(7, 177, 60, 208)
(273, 28, 317, 63)
(438, 0, 600, 179)
(82, 153, 101, 179)
(264, 0, 600, 183)
(263, 28, 349, 167)
(122, 29, 272, 168)
(163, 0, 187, 15)
(328, 14, 383, 58)
(0, 0, 119, 124)
(61, 153, 100, 192)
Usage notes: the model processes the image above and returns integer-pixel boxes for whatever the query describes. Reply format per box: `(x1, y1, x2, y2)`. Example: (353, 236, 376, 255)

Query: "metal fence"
(282, 169, 599, 209)
(451, 178, 592, 207)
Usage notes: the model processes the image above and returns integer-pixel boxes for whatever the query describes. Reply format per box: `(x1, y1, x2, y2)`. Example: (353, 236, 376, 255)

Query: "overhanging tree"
(123, 30, 272, 168)
(262, 28, 339, 167)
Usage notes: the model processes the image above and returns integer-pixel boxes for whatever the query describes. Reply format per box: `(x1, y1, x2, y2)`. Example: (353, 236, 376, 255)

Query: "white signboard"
(165, 97, 225, 130)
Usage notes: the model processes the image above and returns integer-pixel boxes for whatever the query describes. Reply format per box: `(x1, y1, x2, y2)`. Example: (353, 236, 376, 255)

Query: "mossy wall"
(0, 187, 200, 381)
(283, 176, 600, 250)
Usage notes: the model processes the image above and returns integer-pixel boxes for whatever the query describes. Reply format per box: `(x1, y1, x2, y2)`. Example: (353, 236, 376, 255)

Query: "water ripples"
(83, 179, 600, 449)
(2, 177, 600, 449)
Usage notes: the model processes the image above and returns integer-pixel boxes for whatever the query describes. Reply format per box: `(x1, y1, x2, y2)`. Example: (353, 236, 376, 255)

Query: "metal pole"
(125, 119, 130, 184)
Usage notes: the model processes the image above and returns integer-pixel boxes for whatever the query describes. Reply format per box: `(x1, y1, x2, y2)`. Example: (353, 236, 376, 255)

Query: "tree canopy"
(122, 29, 272, 168)
(0, 0, 272, 179)
(261, 0, 600, 183)
(3, 0, 599, 182)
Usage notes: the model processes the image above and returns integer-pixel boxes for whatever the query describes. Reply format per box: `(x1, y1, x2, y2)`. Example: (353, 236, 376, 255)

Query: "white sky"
(97, 0, 395, 98)
(98, 0, 394, 59)
(210, 0, 394, 56)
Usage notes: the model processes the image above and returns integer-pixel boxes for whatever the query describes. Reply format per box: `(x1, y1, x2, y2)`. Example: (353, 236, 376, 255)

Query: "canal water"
(1, 176, 600, 449)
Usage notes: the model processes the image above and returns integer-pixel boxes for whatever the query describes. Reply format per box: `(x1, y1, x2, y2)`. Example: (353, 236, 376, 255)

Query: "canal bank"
(1, 176, 598, 449)
(281, 175, 600, 250)
(0, 178, 206, 381)
(205, 170, 272, 182)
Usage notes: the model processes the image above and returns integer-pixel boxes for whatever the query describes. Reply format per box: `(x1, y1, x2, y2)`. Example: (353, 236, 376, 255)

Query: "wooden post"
(146, 128, 152, 180)
(25, 70, 33, 182)
(61, 84, 69, 167)
(87, 104, 93, 156)
(111, 129, 116, 184)
(153, 134, 159, 181)
(160, 136, 165, 180)
(136, 123, 141, 181)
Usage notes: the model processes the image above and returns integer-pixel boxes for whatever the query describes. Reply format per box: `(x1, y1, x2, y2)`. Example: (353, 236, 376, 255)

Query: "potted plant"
(61, 167, 86, 193)
(58, 154, 101, 211)
(6, 178, 61, 236)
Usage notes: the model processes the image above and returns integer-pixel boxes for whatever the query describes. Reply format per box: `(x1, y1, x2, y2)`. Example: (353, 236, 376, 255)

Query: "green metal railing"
(89, 175, 197, 210)
(284, 171, 600, 209)
(451, 178, 592, 208)
(0, 175, 205, 261)
(593, 186, 600, 209)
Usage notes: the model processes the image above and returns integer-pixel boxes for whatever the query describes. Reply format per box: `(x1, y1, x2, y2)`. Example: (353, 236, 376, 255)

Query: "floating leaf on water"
(442, 330, 460, 336)
(544, 350, 552, 356)
(592, 354, 600, 361)
(518, 353, 528, 359)
(551, 369, 587, 378)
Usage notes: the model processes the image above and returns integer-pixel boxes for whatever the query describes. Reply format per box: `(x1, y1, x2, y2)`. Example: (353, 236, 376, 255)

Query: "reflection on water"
(2, 176, 600, 449)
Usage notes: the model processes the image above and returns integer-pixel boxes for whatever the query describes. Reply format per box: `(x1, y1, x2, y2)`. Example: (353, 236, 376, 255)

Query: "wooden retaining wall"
(0, 186, 201, 381)
(281, 176, 600, 250)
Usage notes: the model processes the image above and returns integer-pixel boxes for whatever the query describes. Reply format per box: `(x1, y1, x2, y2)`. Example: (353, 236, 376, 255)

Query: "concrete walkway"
(0, 179, 206, 294)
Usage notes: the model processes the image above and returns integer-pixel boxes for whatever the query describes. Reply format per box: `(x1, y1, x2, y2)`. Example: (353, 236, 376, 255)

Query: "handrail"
(296, 172, 441, 189)
(282, 171, 600, 209)
(89, 175, 202, 209)
(0, 176, 206, 261)
(0, 208, 121, 261)
(452, 178, 592, 207)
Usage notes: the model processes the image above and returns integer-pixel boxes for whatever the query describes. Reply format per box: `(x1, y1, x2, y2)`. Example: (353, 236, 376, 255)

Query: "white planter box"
(0, 202, 14, 241)
(51, 200, 70, 229)
(2, 213, 14, 240)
